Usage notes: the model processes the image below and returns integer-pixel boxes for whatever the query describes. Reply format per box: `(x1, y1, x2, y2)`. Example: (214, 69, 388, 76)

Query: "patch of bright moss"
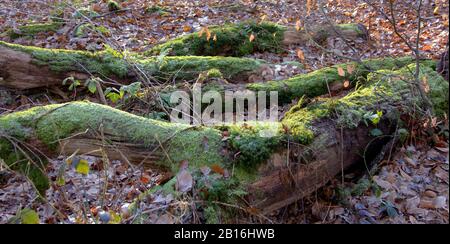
(145, 21, 286, 57)
(74, 23, 111, 37)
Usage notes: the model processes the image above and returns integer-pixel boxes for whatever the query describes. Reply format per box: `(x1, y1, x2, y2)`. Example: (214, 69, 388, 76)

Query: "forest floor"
(0, 0, 448, 224)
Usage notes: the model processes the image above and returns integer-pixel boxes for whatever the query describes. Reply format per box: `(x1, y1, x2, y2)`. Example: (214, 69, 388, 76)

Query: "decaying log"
(1, 62, 447, 212)
(0, 41, 265, 90)
(145, 22, 368, 57)
(0, 41, 430, 107)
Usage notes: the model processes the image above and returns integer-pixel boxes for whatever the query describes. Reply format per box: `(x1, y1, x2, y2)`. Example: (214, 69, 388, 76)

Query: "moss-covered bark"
(0, 41, 265, 89)
(247, 57, 435, 104)
(1, 63, 447, 196)
(145, 21, 286, 57)
(6, 22, 63, 39)
(282, 63, 448, 139)
(145, 22, 367, 57)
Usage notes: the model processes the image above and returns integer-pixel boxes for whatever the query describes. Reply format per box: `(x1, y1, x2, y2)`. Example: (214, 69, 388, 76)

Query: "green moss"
(8, 22, 62, 39)
(145, 21, 286, 57)
(74, 23, 111, 37)
(247, 57, 423, 104)
(366, 63, 449, 117)
(221, 122, 285, 169)
(0, 41, 262, 81)
(281, 62, 447, 139)
(140, 55, 264, 81)
(206, 68, 223, 79)
(0, 41, 129, 78)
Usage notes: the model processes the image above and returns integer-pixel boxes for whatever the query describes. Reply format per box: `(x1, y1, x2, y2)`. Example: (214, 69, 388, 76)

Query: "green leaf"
(370, 128, 383, 137)
(106, 92, 121, 103)
(87, 81, 97, 94)
(20, 208, 40, 224)
(109, 211, 122, 224)
(75, 159, 90, 175)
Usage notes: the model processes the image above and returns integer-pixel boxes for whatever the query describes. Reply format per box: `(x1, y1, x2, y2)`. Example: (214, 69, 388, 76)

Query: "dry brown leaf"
(92, 3, 102, 13)
(343, 80, 350, 88)
(176, 169, 193, 193)
(422, 76, 430, 93)
(213, 34, 217, 41)
(296, 48, 305, 61)
(205, 27, 211, 41)
(337, 67, 345, 77)
(211, 164, 225, 175)
(295, 20, 301, 31)
(183, 25, 192, 32)
(249, 33, 255, 42)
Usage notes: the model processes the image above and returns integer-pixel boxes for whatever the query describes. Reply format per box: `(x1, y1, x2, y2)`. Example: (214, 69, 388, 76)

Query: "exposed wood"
(282, 23, 368, 45)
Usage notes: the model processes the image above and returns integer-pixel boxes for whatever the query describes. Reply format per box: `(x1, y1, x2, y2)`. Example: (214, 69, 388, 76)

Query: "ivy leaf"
(20, 208, 40, 224)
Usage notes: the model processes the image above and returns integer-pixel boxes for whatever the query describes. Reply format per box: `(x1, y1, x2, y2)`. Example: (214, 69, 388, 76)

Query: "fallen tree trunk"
(0, 41, 431, 107)
(1, 63, 447, 213)
(0, 41, 266, 89)
(144, 21, 368, 57)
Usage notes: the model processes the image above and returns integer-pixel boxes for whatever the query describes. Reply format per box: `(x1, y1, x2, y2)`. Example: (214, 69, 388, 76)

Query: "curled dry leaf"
(337, 67, 346, 77)
(176, 169, 193, 193)
(296, 49, 305, 61)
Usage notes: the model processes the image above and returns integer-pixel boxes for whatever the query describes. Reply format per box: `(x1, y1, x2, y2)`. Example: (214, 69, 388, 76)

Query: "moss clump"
(74, 23, 111, 37)
(206, 68, 223, 79)
(8, 22, 62, 39)
(247, 57, 425, 104)
(145, 21, 286, 57)
(222, 122, 285, 169)
(107, 0, 120, 12)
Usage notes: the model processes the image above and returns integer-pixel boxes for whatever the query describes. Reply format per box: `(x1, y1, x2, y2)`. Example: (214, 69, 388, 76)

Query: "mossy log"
(5, 22, 63, 39)
(145, 22, 368, 57)
(1, 63, 447, 212)
(0, 40, 429, 107)
(0, 41, 265, 90)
